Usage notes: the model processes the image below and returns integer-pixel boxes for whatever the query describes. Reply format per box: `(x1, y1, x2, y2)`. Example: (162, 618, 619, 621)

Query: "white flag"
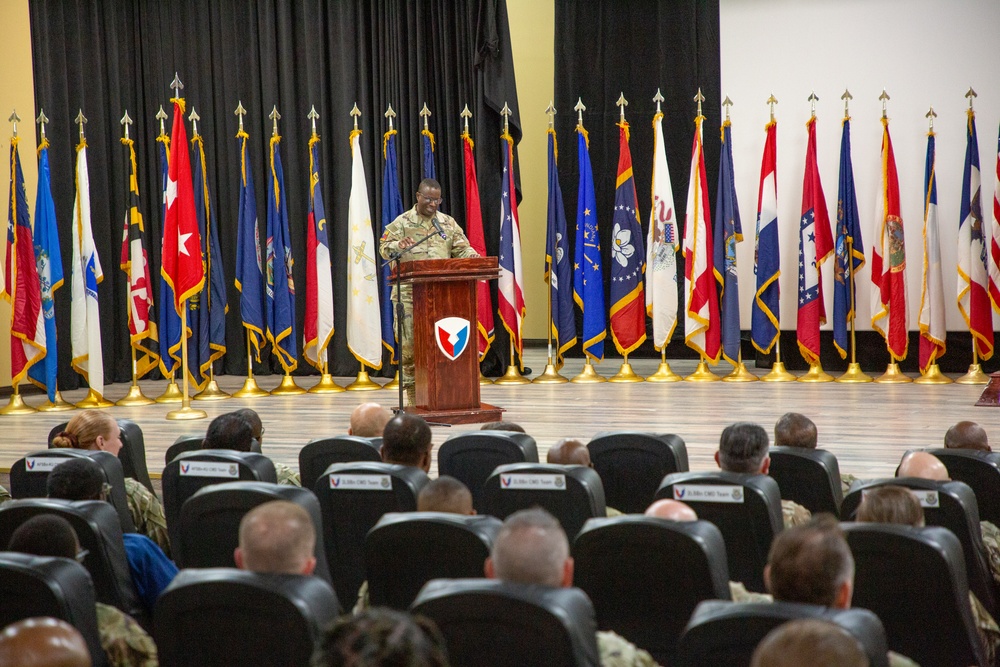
(346, 129, 382, 368)
(918, 132, 946, 369)
(646, 111, 678, 349)
(70, 143, 104, 395)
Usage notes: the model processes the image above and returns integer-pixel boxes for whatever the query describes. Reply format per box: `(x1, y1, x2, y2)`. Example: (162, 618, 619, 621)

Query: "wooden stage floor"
(1, 349, 996, 482)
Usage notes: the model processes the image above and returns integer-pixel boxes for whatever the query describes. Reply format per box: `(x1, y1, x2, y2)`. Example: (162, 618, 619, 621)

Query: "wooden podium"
(393, 256, 503, 424)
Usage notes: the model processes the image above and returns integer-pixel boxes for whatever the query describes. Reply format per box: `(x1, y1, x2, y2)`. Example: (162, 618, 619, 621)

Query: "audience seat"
(412, 578, 600, 667)
(154, 568, 340, 667)
(174, 481, 331, 583)
(843, 523, 988, 667)
(767, 446, 843, 516)
(480, 463, 606, 540)
(655, 472, 782, 593)
(48, 418, 154, 493)
(298, 435, 381, 491)
(925, 448, 1000, 527)
(313, 462, 428, 604)
(573, 515, 730, 666)
(676, 599, 889, 667)
(586, 431, 689, 514)
(163, 435, 207, 467)
(438, 431, 539, 513)
(365, 512, 502, 610)
(0, 552, 108, 667)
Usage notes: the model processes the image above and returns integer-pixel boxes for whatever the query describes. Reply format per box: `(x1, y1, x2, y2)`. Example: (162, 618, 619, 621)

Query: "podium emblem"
(435, 317, 471, 361)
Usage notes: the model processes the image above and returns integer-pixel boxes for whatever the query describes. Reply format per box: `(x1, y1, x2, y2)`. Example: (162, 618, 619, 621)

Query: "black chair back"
(298, 435, 381, 491)
(768, 446, 843, 516)
(438, 431, 538, 512)
(927, 448, 1000, 526)
(655, 472, 782, 592)
(48, 419, 154, 493)
(587, 431, 688, 514)
(412, 578, 600, 667)
(164, 434, 206, 466)
(365, 512, 501, 610)
(573, 516, 730, 666)
(154, 568, 340, 667)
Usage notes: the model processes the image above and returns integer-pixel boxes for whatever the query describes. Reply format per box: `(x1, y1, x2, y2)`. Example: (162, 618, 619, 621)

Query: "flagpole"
(166, 298, 206, 420)
(233, 329, 270, 397)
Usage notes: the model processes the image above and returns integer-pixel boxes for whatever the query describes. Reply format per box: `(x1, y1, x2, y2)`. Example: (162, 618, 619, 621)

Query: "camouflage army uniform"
(378, 206, 479, 402)
(0, 484, 10, 505)
(275, 461, 302, 487)
(781, 499, 812, 529)
(971, 589, 1000, 665)
(840, 472, 859, 497)
(597, 630, 660, 667)
(124, 478, 170, 558)
(96, 601, 158, 667)
(980, 520, 1000, 586)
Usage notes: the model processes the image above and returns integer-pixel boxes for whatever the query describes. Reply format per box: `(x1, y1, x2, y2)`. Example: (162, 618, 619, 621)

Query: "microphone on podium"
(432, 215, 447, 239)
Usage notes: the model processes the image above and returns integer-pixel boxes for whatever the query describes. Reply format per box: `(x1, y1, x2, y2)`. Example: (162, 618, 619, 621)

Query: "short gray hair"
(490, 508, 568, 587)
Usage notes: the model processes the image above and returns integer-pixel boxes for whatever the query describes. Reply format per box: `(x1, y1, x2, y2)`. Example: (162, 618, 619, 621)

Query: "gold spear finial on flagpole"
(808, 91, 819, 118)
(234, 101, 246, 133)
(120, 110, 132, 140)
(74, 110, 87, 141)
(156, 105, 168, 137)
(879, 89, 890, 119)
(170, 73, 183, 98)
(500, 102, 511, 135)
(188, 107, 200, 136)
(420, 103, 431, 131)
(545, 101, 556, 129)
(574, 97, 586, 129)
(350, 103, 361, 131)
(308, 105, 319, 138)
(461, 104, 472, 134)
(653, 89, 665, 115)
(926, 106, 937, 131)
(8, 110, 20, 137)
(694, 88, 705, 117)
(36, 109, 48, 141)
(616, 93, 628, 123)
(766, 94, 778, 122)
(966, 87, 977, 110)
(384, 104, 396, 131)
(269, 105, 281, 136)
(722, 96, 733, 122)
(841, 89, 853, 118)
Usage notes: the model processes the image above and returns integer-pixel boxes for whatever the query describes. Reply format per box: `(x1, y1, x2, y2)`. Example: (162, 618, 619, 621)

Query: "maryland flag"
(463, 129, 495, 359)
(303, 134, 334, 369)
(265, 131, 297, 372)
(918, 130, 946, 371)
(752, 120, 780, 354)
(546, 126, 576, 366)
(832, 117, 864, 359)
(683, 113, 719, 361)
(609, 120, 646, 355)
(957, 108, 993, 360)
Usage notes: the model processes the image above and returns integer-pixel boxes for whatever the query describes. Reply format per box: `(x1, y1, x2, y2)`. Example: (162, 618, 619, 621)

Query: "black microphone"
(432, 215, 446, 240)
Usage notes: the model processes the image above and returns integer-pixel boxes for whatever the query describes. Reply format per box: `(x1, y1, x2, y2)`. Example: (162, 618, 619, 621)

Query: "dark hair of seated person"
(46, 457, 105, 501)
(8, 514, 80, 559)
(312, 607, 449, 667)
(203, 412, 255, 452)
(480, 421, 526, 434)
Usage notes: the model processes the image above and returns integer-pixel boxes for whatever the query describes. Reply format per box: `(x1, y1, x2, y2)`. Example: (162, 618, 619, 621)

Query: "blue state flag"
(832, 118, 864, 358)
(265, 135, 297, 372)
(235, 129, 266, 361)
(421, 127, 436, 180)
(573, 126, 606, 360)
(380, 128, 404, 363)
(545, 127, 576, 366)
(714, 121, 743, 364)
(155, 135, 183, 376)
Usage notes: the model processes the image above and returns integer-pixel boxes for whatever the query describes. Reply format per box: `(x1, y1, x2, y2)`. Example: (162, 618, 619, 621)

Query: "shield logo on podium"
(435, 317, 471, 361)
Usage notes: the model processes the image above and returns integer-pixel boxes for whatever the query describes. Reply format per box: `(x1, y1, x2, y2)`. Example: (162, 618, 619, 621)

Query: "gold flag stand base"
(155, 380, 184, 403)
(685, 361, 721, 382)
(194, 380, 231, 401)
(533, 363, 568, 384)
(722, 362, 758, 383)
(384, 372, 401, 391)
(799, 362, 834, 383)
(271, 374, 307, 395)
(36, 392, 76, 412)
(836, 362, 873, 383)
(233, 377, 270, 398)
(0, 392, 36, 415)
(480, 370, 495, 385)
(117, 384, 155, 406)
(571, 360, 606, 383)
(761, 362, 797, 382)
(874, 363, 911, 384)
(915, 364, 952, 385)
(165, 405, 208, 421)
(956, 363, 989, 385)
(495, 364, 531, 385)
(346, 370, 381, 391)
(646, 361, 682, 383)
(76, 389, 114, 409)
(309, 374, 345, 394)
(608, 361, 643, 383)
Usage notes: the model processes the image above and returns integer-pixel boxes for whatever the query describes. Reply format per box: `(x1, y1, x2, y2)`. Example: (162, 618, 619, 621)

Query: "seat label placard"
(860, 488, 939, 508)
(179, 461, 239, 478)
(500, 474, 566, 490)
(673, 484, 745, 503)
(329, 474, 392, 490)
(25, 457, 71, 472)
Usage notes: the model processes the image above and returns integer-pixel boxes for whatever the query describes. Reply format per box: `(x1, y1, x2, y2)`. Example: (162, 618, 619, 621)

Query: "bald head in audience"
(417, 476, 475, 515)
(945, 421, 991, 452)
(234, 500, 316, 575)
(774, 413, 818, 449)
(750, 619, 868, 667)
(645, 499, 698, 522)
(546, 439, 591, 467)
(897, 451, 949, 481)
(856, 486, 924, 527)
(764, 515, 854, 610)
(381, 413, 433, 472)
(485, 508, 573, 588)
(349, 403, 392, 438)
(0, 618, 92, 667)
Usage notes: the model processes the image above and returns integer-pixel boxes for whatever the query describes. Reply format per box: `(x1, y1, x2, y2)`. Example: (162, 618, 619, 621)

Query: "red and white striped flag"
(957, 109, 993, 359)
(989, 122, 1000, 314)
(498, 131, 524, 358)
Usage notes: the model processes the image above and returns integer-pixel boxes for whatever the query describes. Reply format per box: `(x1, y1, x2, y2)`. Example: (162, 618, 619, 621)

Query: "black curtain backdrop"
(554, 0, 720, 360)
(29, 0, 521, 388)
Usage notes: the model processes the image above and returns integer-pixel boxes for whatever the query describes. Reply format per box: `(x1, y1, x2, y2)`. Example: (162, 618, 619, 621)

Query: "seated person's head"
(774, 413, 817, 449)
(0, 617, 92, 667)
(231, 408, 264, 445)
(856, 486, 924, 527)
(546, 439, 591, 467)
(417, 476, 475, 515)
(8, 514, 81, 560)
(348, 403, 392, 438)
(234, 500, 316, 575)
(897, 451, 949, 481)
(46, 458, 106, 502)
(944, 421, 990, 452)
(750, 619, 869, 667)
(484, 508, 572, 588)
(381, 414, 432, 472)
(203, 412, 255, 452)
(717, 422, 771, 474)
(51, 409, 120, 455)
(312, 608, 449, 667)
(764, 515, 854, 610)
(480, 421, 526, 434)
(644, 499, 698, 522)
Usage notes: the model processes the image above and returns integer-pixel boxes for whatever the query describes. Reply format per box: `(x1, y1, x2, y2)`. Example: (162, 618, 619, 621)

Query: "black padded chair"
(573, 516, 730, 666)
(586, 431, 689, 514)
(842, 477, 997, 617)
(313, 462, 428, 603)
(438, 431, 539, 512)
(154, 568, 340, 667)
(0, 499, 145, 627)
(48, 418, 154, 493)
(655, 472, 783, 593)
(163, 434, 207, 466)
(676, 600, 889, 667)
(412, 578, 600, 667)
(926, 448, 1000, 527)
(365, 512, 502, 610)
(843, 523, 988, 667)
(480, 463, 606, 540)
(161, 450, 277, 549)
(298, 435, 381, 491)
(9, 449, 136, 534)
(768, 446, 843, 516)
(174, 481, 331, 583)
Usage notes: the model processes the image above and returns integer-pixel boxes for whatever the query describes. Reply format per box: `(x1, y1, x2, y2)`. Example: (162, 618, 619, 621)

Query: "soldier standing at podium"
(379, 178, 479, 405)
